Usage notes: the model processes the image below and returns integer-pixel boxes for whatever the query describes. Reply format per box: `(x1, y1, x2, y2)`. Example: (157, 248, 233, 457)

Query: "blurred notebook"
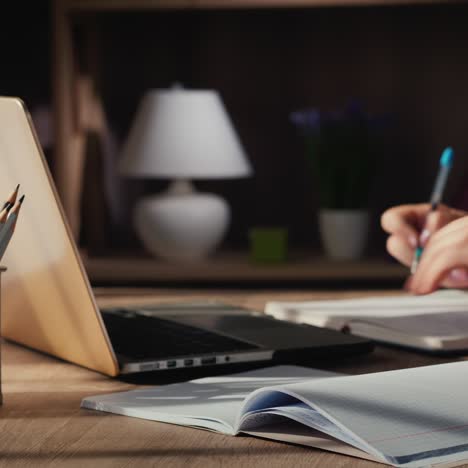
(265, 290, 468, 353)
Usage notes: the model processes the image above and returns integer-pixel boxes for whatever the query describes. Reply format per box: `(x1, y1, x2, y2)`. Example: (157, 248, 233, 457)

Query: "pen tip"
(15, 184, 20, 191)
(19, 194, 25, 204)
(440, 147, 454, 167)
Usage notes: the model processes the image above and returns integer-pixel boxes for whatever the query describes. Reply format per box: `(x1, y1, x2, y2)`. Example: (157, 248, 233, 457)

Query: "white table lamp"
(119, 87, 252, 261)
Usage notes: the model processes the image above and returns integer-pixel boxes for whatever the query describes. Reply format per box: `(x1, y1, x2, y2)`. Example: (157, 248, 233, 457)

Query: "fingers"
(420, 205, 468, 246)
(386, 235, 413, 267)
(381, 204, 464, 236)
(421, 211, 448, 245)
(382, 204, 468, 270)
(381, 204, 430, 248)
(408, 217, 468, 294)
(440, 268, 468, 289)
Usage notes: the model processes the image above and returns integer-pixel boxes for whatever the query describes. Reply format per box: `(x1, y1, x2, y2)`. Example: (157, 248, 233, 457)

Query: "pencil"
(0, 194, 25, 260)
(410, 147, 454, 274)
(0, 184, 20, 223)
(0, 202, 12, 224)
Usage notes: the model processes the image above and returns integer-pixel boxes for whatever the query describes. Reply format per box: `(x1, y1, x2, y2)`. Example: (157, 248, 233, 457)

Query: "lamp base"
(134, 180, 230, 261)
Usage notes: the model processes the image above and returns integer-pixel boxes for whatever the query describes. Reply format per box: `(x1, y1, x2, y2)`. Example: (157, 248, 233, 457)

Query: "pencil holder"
(0, 267, 5, 404)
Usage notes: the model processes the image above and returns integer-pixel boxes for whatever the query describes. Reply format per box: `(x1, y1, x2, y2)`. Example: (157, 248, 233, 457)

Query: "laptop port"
(167, 360, 177, 368)
(201, 357, 216, 365)
(184, 359, 194, 366)
(140, 363, 155, 372)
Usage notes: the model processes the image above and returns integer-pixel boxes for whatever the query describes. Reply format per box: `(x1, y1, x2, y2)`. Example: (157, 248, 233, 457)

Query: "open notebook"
(82, 363, 468, 467)
(265, 290, 468, 352)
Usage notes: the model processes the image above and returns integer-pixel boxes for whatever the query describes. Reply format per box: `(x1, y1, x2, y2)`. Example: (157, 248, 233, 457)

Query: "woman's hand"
(406, 216, 468, 294)
(381, 203, 468, 291)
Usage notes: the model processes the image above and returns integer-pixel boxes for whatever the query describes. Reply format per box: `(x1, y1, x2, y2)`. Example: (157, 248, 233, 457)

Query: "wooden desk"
(0, 288, 465, 467)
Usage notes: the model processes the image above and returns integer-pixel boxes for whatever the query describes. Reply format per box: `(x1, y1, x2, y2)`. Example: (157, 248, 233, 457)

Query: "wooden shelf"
(193, 0, 457, 7)
(64, 0, 461, 11)
(82, 252, 408, 284)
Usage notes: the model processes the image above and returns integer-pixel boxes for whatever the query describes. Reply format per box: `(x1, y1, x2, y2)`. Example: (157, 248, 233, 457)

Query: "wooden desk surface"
(0, 288, 466, 468)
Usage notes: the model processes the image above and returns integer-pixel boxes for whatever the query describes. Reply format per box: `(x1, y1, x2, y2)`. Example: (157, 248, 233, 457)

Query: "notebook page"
(252, 361, 468, 467)
(245, 418, 381, 464)
(348, 312, 468, 339)
(265, 290, 468, 319)
(265, 291, 468, 338)
(81, 365, 338, 434)
(241, 402, 367, 451)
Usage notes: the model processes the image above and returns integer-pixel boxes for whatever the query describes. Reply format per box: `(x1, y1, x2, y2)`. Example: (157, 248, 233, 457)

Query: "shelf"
(194, 0, 459, 8)
(82, 252, 408, 284)
(64, 0, 460, 11)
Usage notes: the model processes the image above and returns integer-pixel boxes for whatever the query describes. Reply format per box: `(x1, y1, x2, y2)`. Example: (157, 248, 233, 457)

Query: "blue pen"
(411, 147, 454, 274)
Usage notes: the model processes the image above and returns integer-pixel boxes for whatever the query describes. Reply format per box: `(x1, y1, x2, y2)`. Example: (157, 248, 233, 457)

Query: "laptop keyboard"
(101, 309, 259, 361)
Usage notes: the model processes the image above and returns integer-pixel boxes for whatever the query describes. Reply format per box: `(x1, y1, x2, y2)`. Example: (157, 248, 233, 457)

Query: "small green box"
(249, 227, 288, 263)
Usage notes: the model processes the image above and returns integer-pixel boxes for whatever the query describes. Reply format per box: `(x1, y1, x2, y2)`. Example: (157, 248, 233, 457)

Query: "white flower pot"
(318, 209, 369, 260)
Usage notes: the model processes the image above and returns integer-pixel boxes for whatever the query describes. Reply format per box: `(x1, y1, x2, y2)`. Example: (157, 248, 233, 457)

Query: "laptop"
(0, 97, 373, 376)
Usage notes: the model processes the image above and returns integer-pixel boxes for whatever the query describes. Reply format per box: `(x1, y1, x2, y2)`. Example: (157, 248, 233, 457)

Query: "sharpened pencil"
(0, 193, 25, 260)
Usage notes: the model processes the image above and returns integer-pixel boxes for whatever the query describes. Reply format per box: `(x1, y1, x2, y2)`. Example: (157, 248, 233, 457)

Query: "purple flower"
(290, 99, 391, 134)
(344, 99, 366, 120)
(289, 109, 321, 132)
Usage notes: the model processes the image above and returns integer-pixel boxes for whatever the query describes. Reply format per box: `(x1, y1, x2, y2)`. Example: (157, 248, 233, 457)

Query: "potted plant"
(291, 101, 386, 260)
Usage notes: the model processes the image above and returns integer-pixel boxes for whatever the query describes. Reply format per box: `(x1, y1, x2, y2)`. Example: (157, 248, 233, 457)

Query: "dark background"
(2, 1, 468, 257)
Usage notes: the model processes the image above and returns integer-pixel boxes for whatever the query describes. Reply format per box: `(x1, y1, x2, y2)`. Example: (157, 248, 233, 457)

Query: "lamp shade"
(119, 88, 252, 178)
